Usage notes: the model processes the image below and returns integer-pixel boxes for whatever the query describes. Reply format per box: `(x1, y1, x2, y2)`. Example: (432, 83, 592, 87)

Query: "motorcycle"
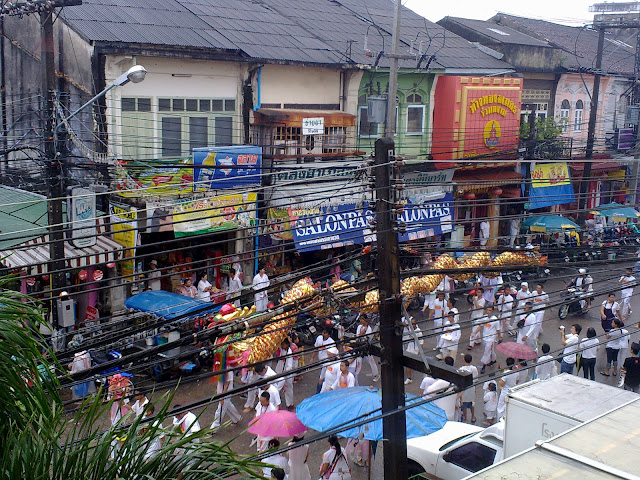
(558, 286, 589, 319)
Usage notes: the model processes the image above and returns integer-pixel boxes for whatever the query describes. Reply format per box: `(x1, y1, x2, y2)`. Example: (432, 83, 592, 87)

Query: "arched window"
(407, 93, 423, 103)
(406, 92, 424, 135)
(574, 99, 584, 132)
(560, 99, 570, 132)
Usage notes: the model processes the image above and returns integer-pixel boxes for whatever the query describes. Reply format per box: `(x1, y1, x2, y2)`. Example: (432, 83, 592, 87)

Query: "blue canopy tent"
(124, 290, 220, 320)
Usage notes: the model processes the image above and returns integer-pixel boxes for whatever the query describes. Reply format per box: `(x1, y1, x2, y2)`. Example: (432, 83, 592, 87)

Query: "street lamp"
(54, 64, 147, 140)
(47, 64, 147, 336)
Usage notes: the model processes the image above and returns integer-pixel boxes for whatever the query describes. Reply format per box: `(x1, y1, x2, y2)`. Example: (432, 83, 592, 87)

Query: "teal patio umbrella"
(590, 202, 640, 223)
(522, 215, 580, 233)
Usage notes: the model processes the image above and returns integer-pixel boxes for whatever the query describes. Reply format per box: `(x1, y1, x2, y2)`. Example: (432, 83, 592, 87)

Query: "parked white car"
(406, 421, 504, 479)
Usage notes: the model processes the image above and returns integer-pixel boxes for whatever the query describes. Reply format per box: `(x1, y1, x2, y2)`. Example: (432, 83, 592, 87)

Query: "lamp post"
(46, 65, 147, 331)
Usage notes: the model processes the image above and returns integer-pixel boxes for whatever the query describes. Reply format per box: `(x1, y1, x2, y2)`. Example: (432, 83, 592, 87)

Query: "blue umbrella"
(296, 386, 447, 441)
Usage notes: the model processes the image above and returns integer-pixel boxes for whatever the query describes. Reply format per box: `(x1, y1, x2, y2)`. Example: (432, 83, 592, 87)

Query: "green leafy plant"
(0, 278, 264, 480)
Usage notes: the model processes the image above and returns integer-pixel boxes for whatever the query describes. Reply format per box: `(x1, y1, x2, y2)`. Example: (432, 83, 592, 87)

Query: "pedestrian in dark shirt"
(621, 342, 640, 393)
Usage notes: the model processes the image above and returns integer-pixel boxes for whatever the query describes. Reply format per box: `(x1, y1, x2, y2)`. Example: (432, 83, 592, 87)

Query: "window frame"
(573, 100, 584, 132)
(406, 104, 425, 135)
(358, 105, 379, 138)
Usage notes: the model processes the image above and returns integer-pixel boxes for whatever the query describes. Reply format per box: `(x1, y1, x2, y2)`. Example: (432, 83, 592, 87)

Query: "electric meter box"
(57, 298, 76, 327)
(367, 96, 387, 124)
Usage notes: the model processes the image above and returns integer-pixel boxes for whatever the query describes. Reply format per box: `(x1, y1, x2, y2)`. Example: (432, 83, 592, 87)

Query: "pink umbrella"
(248, 410, 308, 438)
(495, 341, 538, 360)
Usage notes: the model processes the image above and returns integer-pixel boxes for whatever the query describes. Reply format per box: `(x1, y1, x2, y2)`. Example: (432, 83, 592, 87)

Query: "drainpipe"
(252, 66, 262, 111)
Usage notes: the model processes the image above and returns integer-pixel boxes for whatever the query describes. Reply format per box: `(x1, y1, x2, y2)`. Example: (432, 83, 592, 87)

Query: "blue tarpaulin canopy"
(124, 291, 220, 320)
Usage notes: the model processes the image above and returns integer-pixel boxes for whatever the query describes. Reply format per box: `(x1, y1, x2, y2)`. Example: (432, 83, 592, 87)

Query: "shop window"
(406, 105, 425, 135)
(138, 98, 151, 112)
(225, 99, 236, 112)
(212, 99, 224, 112)
(574, 100, 584, 132)
(199, 99, 211, 112)
(173, 99, 185, 112)
(189, 117, 208, 151)
(359, 106, 378, 137)
(186, 99, 198, 112)
(560, 99, 570, 132)
(162, 117, 182, 156)
(122, 97, 136, 112)
(159, 98, 171, 112)
(121, 97, 152, 112)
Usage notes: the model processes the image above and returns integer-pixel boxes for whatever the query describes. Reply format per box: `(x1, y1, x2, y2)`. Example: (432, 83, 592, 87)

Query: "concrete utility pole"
(384, 0, 402, 137)
(580, 26, 606, 215)
(374, 137, 408, 480)
(41, 9, 67, 307)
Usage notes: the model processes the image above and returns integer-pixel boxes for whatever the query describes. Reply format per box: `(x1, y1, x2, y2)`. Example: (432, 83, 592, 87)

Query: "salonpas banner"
(173, 193, 257, 238)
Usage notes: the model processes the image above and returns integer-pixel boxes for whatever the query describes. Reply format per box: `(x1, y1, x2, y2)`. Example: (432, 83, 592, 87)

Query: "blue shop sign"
(193, 145, 262, 190)
(397, 193, 454, 242)
(292, 203, 371, 252)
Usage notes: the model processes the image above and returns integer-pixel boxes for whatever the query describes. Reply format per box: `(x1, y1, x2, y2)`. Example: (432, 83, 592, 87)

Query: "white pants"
(255, 294, 268, 312)
(481, 339, 496, 365)
(534, 310, 544, 333)
(364, 356, 378, 376)
(440, 345, 458, 362)
(526, 335, 539, 353)
(434, 316, 444, 334)
(212, 397, 241, 427)
(469, 323, 482, 347)
(281, 376, 294, 407)
(621, 296, 632, 317)
(243, 371, 261, 409)
(497, 389, 509, 419)
(501, 313, 513, 333)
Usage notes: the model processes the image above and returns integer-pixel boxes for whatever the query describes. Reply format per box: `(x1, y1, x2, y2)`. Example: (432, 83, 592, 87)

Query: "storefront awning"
(453, 168, 523, 194)
(0, 223, 122, 274)
(569, 161, 622, 173)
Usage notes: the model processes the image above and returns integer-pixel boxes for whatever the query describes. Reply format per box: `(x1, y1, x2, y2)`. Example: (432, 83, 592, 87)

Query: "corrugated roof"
(0, 186, 49, 250)
(491, 13, 636, 75)
(438, 17, 550, 47)
(61, 0, 512, 70)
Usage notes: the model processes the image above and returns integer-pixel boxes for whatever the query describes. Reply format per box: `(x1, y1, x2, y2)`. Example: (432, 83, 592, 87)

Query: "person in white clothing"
(438, 310, 461, 361)
(483, 381, 498, 426)
(574, 268, 593, 309)
(496, 285, 515, 335)
(140, 405, 165, 461)
(254, 391, 277, 452)
(425, 358, 457, 421)
(479, 220, 490, 246)
(226, 267, 243, 307)
(579, 328, 599, 381)
(458, 354, 479, 424)
(287, 435, 311, 480)
(496, 358, 519, 419)
(243, 362, 277, 413)
(275, 338, 295, 409)
(196, 272, 215, 302)
(147, 259, 162, 290)
(260, 383, 281, 410)
(560, 324, 582, 374)
(468, 288, 486, 349)
(535, 343, 556, 381)
(420, 375, 437, 396)
(311, 329, 337, 392)
(518, 303, 540, 352)
(262, 439, 290, 480)
(356, 315, 379, 380)
(515, 282, 531, 322)
(172, 407, 201, 440)
(424, 290, 447, 333)
(403, 316, 423, 384)
(252, 266, 271, 312)
(619, 268, 636, 320)
(211, 370, 242, 428)
(602, 319, 629, 377)
(509, 218, 520, 246)
(319, 436, 351, 480)
(331, 361, 356, 390)
(319, 348, 341, 392)
(531, 284, 548, 333)
(130, 391, 149, 417)
(474, 305, 501, 374)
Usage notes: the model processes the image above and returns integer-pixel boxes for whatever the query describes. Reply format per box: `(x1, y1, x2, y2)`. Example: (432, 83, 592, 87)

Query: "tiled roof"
(438, 17, 550, 47)
(491, 13, 636, 75)
(61, 0, 512, 70)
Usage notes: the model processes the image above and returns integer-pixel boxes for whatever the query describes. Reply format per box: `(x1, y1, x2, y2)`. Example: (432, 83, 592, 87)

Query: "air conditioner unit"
(302, 134, 323, 157)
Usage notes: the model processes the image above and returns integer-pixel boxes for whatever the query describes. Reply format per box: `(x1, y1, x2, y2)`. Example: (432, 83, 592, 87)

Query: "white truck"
(406, 374, 638, 479)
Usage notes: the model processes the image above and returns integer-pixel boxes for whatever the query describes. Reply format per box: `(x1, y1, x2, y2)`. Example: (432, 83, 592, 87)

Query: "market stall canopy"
(590, 202, 640, 222)
(125, 290, 220, 320)
(522, 215, 580, 233)
(0, 217, 121, 274)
